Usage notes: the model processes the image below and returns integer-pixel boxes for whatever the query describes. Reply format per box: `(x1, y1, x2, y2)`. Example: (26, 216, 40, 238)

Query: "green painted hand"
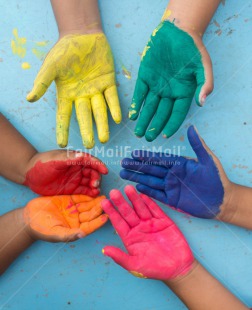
(129, 21, 213, 141)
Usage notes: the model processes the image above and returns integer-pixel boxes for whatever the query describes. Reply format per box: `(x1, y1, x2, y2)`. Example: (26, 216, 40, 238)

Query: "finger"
(79, 204, 103, 222)
(101, 199, 130, 237)
(125, 185, 152, 220)
(56, 98, 73, 148)
(129, 78, 148, 120)
(162, 98, 192, 138)
(120, 170, 164, 190)
(104, 85, 122, 124)
(102, 246, 133, 271)
(195, 48, 214, 106)
(26, 54, 56, 102)
(77, 153, 108, 175)
(80, 214, 108, 235)
(75, 98, 94, 149)
(121, 158, 168, 178)
(70, 195, 94, 205)
(187, 125, 211, 165)
(110, 189, 140, 227)
(91, 94, 109, 144)
(71, 186, 100, 197)
(76, 195, 106, 212)
(140, 194, 173, 224)
(145, 97, 174, 142)
(89, 170, 101, 188)
(134, 92, 160, 137)
(136, 184, 167, 204)
(131, 151, 185, 168)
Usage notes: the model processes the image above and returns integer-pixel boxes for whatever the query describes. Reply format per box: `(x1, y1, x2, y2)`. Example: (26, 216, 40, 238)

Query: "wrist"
(58, 23, 103, 38)
(22, 151, 39, 186)
(13, 208, 36, 244)
(216, 182, 239, 224)
(163, 260, 199, 288)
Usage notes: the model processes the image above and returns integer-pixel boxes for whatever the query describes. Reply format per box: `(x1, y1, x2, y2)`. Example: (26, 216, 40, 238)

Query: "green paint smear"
(129, 21, 205, 141)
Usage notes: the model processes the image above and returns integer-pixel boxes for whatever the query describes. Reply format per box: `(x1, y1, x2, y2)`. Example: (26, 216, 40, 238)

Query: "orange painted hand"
(23, 195, 107, 242)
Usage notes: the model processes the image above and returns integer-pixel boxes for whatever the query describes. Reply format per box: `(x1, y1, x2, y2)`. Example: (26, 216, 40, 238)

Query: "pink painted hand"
(102, 185, 195, 281)
(23, 150, 108, 197)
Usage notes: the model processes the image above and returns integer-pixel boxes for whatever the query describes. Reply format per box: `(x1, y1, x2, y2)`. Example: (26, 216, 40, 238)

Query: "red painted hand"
(23, 195, 108, 242)
(102, 186, 194, 281)
(23, 150, 108, 196)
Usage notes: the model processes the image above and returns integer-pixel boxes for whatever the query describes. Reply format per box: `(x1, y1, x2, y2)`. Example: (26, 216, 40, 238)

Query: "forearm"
(163, 0, 222, 36)
(0, 113, 37, 184)
(165, 261, 248, 310)
(51, 0, 103, 37)
(219, 183, 252, 230)
(0, 208, 34, 275)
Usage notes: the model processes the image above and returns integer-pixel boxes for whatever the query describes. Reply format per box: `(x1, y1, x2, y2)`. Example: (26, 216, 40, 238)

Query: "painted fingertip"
(92, 180, 100, 188)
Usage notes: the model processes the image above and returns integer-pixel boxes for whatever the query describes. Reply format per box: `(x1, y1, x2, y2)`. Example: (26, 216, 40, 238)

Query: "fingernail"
(101, 214, 108, 222)
(77, 233, 84, 239)
(102, 248, 105, 255)
(200, 94, 207, 106)
(92, 180, 100, 188)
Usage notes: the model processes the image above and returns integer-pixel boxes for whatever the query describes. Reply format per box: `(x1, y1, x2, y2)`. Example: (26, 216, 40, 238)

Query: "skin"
(102, 186, 248, 309)
(0, 113, 108, 196)
(120, 125, 252, 230)
(27, 0, 122, 148)
(130, 0, 222, 141)
(0, 195, 107, 275)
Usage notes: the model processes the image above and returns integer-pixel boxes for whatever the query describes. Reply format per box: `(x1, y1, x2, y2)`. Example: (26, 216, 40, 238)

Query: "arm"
(163, 0, 222, 36)
(0, 195, 107, 274)
(166, 262, 248, 310)
(120, 126, 252, 230)
(101, 186, 248, 309)
(0, 113, 108, 196)
(51, 0, 102, 37)
(129, 1, 222, 141)
(27, 0, 121, 149)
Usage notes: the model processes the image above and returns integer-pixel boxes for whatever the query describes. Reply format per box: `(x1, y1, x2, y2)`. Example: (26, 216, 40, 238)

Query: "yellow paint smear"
(21, 62, 31, 69)
(36, 40, 49, 47)
(129, 110, 137, 118)
(130, 271, 147, 278)
(32, 48, 46, 60)
(141, 45, 150, 60)
(162, 9, 172, 21)
(11, 28, 27, 58)
(122, 65, 131, 79)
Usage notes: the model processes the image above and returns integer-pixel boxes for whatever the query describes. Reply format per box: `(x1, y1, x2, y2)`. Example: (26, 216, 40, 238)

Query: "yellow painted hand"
(27, 33, 122, 148)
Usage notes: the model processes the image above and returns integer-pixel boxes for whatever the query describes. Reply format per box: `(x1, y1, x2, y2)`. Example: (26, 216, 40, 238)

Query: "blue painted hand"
(120, 126, 229, 219)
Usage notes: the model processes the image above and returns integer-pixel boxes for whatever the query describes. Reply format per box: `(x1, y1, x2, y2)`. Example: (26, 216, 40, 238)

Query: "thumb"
(102, 246, 132, 270)
(195, 45, 214, 107)
(27, 54, 56, 102)
(187, 125, 212, 165)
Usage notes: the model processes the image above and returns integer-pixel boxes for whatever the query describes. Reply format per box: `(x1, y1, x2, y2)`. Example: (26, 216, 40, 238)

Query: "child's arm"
(0, 194, 107, 274)
(101, 186, 248, 309)
(120, 126, 252, 230)
(166, 262, 248, 310)
(0, 113, 108, 196)
(26, 0, 121, 149)
(129, 1, 222, 141)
